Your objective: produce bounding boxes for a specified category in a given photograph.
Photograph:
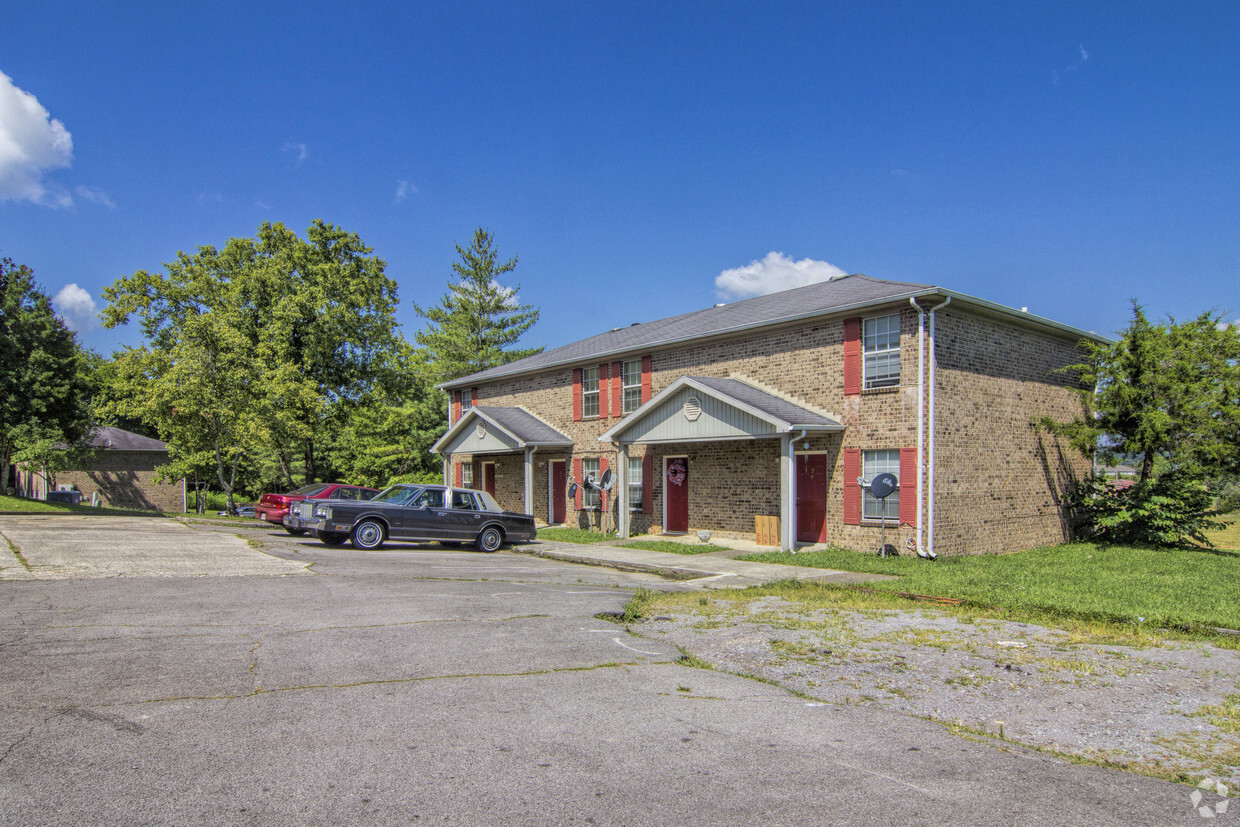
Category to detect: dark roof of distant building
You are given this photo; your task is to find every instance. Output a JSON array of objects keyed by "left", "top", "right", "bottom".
[
  {"left": 441, "top": 273, "right": 1106, "bottom": 390},
  {"left": 87, "top": 426, "right": 168, "bottom": 452}
]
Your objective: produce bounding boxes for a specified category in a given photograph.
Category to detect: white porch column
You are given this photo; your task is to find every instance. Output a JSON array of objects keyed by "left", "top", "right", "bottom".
[
  {"left": 616, "top": 443, "right": 630, "bottom": 539},
  {"left": 523, "top": 448, "right": 535, "bottom": 516},
  {"left": 442, "top": 454, "right": 450, "bottom": 487},
  {"left": 780, "top": 434, "right": 796, "bottom": 551}
]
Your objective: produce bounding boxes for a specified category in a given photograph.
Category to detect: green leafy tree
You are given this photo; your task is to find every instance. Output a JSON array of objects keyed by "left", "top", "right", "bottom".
[
  {"left": 1044, "top": 302, "right": 1240, "bottom": 546},
  {"left": 101, "top": 221, "right": 406, "bottom": 502},
  {"left": 413, "top": 228, "right": 542, "bottom": 384},
  {"left": 0, "top": 256, "right": 93, "bottom": 493}
]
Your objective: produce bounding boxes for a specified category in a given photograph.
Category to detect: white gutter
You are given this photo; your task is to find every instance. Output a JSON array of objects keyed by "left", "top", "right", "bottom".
[{"left": 926, "top": 297, "right": 951, "bottom": 559}]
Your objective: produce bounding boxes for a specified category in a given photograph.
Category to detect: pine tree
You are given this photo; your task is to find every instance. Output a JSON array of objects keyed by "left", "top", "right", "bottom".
[{"left": 413, "top": 228, "right": 542, "bottom": 383}]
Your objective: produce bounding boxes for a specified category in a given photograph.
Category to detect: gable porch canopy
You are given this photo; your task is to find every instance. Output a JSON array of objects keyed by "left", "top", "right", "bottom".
[
  {"left": 600, "top": 377, "right": 843, "bottom": 551},
  {"left": 432, "top": 407, "right": 573, "bottom": 457},
  {"left": 599, "top": 376, "right": 844, "bottom": 446}
]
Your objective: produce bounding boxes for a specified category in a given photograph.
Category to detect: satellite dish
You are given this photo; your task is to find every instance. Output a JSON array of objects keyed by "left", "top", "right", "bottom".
[
  {"left": 567, "top": 481, "right": 578, "bottom": 498},
  {"left": 583, "top": 473, "right": 597, "bottom": 490},
  {"left": 599, "top": 468, "right": 614, "bottom": 491},
  {"left": 870, "top": 472, "right": 898, "bottom": 499}
]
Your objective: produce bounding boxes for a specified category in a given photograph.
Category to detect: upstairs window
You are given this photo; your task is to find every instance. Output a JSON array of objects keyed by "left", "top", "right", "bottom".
[
  {"left": 460, "top": 389, "right": 473, "bottom": 413},
  {"left": 863, "top": 314, "right": 900, "bottom": 389},
  {"left": 582, "top": 367, "right": 600, "bottom": 418},
  {"left": 621, "top": 360, "right": 643, "bottom": 413}
]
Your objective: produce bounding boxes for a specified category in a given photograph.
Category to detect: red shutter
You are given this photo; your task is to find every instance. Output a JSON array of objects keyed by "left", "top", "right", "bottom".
[
  {"left": 641, "top": 355, "right": 652, "bottom": 403},
  {"left": 573, "top": 458, "right": 583, "bottom": 510},
  {"left": 572, "top": 369, "right": 582, "bottom": 421},
  {"left": 611, "top": 361, "right": 623, "bottom": 417},
  {"left": 470, "top": 387, "right": 478, "bottom": 407},
  {"left": 642, "top": 454, "right": 653, "bottom": 514},
  {"left": 452, "top": 390, "right": 461, "bottom": 423},
  {"left": 598, "top": 364, "right": 609, "bottom": 418},
  {"left": 599, "top": 456, "right": 609, "bottom": 480},
  {"left": 843, "top": 318, "right": 862, "bottom": 395},
  {"left": 843, "top": 448, "right": 861, "bottom": 525},
  {"left": 454, "top": 462, "right": 463, "bottom": 487},
  {"left": 899, "top": 446, "right": 917, "bottom": 526}
]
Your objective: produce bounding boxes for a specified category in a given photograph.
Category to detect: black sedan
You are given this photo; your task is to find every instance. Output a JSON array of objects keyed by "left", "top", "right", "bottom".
[{"left": 303, "top": 483, "right": 537, "bottom": 552}]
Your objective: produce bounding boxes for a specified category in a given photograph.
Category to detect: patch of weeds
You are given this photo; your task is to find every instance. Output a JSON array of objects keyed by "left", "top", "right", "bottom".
[
  {"left": 676, "top": 653, "right": 714, "bottom": 670},
  {"left": 871, "top": 627, "right": 966, "bottom": 652},
  {"left": 1192, "top": 694, "right": 1240, "bottom": 734},
  {"left": 676, "top": 685, "right": 691, "bottom": 693},
  {"left": 619, "top": 540, "right": 732, "bottom": 555},
  {"left": 621, "top": 588, "right": 659, "bottom": 623},
  {"left": 944, "top": 672, "right": 994, "bottom": 688}
]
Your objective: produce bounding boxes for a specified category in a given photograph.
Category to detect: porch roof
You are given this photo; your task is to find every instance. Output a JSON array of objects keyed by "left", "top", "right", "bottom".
[
  {"left": 599, "top": 376, "right": 844, "bottom": 445},
  {"left": 431, "top": 407, "right": 574, "bottom": 456}
]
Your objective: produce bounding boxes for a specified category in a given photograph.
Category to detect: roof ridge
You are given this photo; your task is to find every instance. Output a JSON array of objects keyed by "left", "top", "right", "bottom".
[{"left": 725, "top": 372, "right": 844, "bottom": 423}]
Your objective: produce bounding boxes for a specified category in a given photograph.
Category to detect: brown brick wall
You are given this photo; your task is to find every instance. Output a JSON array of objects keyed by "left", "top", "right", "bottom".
[
  {"left": 451, "top": 303, "right": 1091, "bottom": 554},
  {"left": 56, "top": 451, "right": 184, "bottom": 512}
]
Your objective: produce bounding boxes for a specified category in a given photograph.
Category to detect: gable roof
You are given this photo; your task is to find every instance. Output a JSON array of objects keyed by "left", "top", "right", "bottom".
[
  {"left": 441, "top": 273, "right": 1105, "bottom": 390},
  {"left": 431, "top": 406, "right": 573, "bottom": 456},
  {"left": 600, "top": 376, "right": 844, "bottom": 445}
]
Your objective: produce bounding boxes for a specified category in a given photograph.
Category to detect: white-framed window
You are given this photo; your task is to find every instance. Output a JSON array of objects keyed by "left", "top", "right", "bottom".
[
  {"left": 460, "top": 389, "right": 473, "bottom": 413},
  {"left": 863, "top": 449, "right": 900, "bottom": 521},
  {"left": 863, "top": 314, "right": 900, "bottom": 389},
  {"left": 582, "top": 458, "right": 600, "bottom": 509},
  {"left": 461, "top": 463, "right": 474, "bottom": 488},
  {"left": 582, "top": 367, "right": 599, "bottom": 418},
  {"left": 622, "top": 359, "right": 642, "bottom": 413},
  {"left": 628, "top": 456, "right": 643, "bottom": 511}
]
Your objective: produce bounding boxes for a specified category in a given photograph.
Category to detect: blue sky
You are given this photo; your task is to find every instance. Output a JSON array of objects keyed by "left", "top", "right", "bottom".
[{"left": 2, "top": 1, "right": 1237, "bottom": 357}]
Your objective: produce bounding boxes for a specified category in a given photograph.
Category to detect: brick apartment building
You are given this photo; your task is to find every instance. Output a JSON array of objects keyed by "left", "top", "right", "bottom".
[{"left": 432, "top": 274, "right": 1100, "bottom": 556}]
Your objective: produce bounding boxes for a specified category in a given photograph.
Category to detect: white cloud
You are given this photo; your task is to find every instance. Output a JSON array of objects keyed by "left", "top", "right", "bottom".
[
  {"left": 75, "top": 185, "right": 114, "bottom": 208},
  {"left": 52, "top": 283, "right": 99, "bottom": 332},
  {"left": 714, "top": 252, "right": 847, "bottom": 300},
  {"left": 393, "top": 179, "right": 417, "bottom": 203},
  {"left": 0, "top": 70, "right": 74, "bottom": 206},
  {"left": 282, "top": 140, "right": 309, "bottom": 166}
]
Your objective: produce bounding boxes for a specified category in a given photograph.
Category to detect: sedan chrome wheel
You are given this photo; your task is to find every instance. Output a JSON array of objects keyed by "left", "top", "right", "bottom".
[
  {"left": 352, "top": 520, "right": 386, "bottom": 550},
  {"left": 476, "top": 526, "right": 503, "bottom": 552}
]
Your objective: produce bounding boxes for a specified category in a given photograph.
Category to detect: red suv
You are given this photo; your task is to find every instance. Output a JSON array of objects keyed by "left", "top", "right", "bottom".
[{"left": 256, "top": 483, "right": 379, "bottom": 535}]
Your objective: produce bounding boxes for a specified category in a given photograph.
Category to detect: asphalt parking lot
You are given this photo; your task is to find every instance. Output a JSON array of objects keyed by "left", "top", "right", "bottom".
[{"left": 0, "top": 515, "right": 1199, "bottom": 824}]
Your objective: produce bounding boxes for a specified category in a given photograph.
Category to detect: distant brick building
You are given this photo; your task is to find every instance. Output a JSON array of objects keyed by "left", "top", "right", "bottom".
[
  {"left": 433, "top": 275, "right": 1100, "bottom": 556},
  {"left": 15, "top": 426, "right": 185, "bottom": 513}
]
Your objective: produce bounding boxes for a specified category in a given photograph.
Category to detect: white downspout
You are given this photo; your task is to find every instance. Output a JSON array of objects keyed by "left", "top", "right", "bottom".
[
  {"left": 614, "top": 442, "right": 629, "bottom": 538},
  {"left": 909, "top": 298, "right": 926, "bottom": 557},
  {"left": 926, "top": 297, "right": 951, "bottom": 559},
  {"left": 782, "top": 430, "right": 807, "bottom": 552}
]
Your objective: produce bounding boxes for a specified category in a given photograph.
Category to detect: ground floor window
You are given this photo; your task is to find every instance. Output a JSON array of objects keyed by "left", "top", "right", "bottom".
[
  {"left": 863, "top": 449, "right": 900, "bottom": 520},
  {"left": 582, "top": 457, "right": 600, "bottom": 509},
  {"left": 628, "top": 456, "right": 643, "bottom": 511},
  {"left": 461, "top": 463, "right": 474, "bottom": 488}
]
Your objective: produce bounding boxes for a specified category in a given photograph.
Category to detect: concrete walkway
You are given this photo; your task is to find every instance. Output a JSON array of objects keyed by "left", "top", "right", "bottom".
[{"left": 521, "top": 533, "right": 893, "bottom": 590}]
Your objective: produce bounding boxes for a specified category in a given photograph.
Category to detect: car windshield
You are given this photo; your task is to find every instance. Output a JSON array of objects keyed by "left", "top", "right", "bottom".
[
  {"left": 370, "top": 485, "right": 419, "bottom": 505},
  {"left": 291, "top": 484, "right": 331, "bottom": 497}
]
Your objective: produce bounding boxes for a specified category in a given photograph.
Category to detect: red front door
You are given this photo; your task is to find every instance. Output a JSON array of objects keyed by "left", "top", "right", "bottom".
[
  {"left": 551, "top": 461, "right": 566, "bottom": 524},
  {"left": 665, "top": 457, "right": 689, "bottom": 533},
  {"left": 796, "top": 454, "right": 828, "bottom": 543},
  {"left": 483, "top": 463, "right": 496, "bottom": 498}
]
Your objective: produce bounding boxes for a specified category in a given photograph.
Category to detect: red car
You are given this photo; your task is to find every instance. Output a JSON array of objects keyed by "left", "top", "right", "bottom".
[{"left": 255, "top": 483, "right": 379, "bottom": 535}]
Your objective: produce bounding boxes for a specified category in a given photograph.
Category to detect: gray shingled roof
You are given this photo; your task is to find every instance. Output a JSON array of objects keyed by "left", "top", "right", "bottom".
[
  {"left": 471, "top": 407, "right": 573, "bottom": 447},
  {"left": 685, "top": 377, "right": 843, "bottom": 429},
  {"left": 87, "top": 426, "right": 168, "bottom": 451},
  {"left": 443, "top": 274, "right": 932, "bottom": 389}
]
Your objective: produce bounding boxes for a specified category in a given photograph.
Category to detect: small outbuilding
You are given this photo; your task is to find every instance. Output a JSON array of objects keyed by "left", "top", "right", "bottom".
[{"left": 14, "top": 426, "right": 185, "bottom": 512}]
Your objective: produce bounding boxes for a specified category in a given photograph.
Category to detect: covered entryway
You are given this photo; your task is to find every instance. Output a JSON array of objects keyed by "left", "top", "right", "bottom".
[
  {"left": 432, "top": 407, "right": 573, "bottom": 521},
  {"left": 796, "top": 453, "right": 828, "bottom": 543},
  {"left": 664, "top": 456, "right": 689, "bottom": 532},
  {"left": 549, "top": 461, "right": 567, "bottom": 524},
  {"left": 600, "top": 375, "right": 844, "bottom": 550}
]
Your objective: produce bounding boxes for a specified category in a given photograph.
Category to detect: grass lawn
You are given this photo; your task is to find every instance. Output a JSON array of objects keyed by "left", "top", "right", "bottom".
[
  {"left": 0, "top": 494, "right": 166, "bottom": 518},
  {"left": 536, "top": 527, "right": 619, "bottom": 544},
  {"left": 618, "top": 540, "right": 733, "bottom": 555},
  {"left": 1205, "top": 513, "right": 1240, "bottom": 551},
  {"left": 738, "top": 542, "right": 1240, "bottom": 632}
]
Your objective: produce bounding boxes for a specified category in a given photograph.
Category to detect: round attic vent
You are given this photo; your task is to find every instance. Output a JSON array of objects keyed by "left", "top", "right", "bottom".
[{"left": 683, "top": 396, "right": 702, "bottom": 422}]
